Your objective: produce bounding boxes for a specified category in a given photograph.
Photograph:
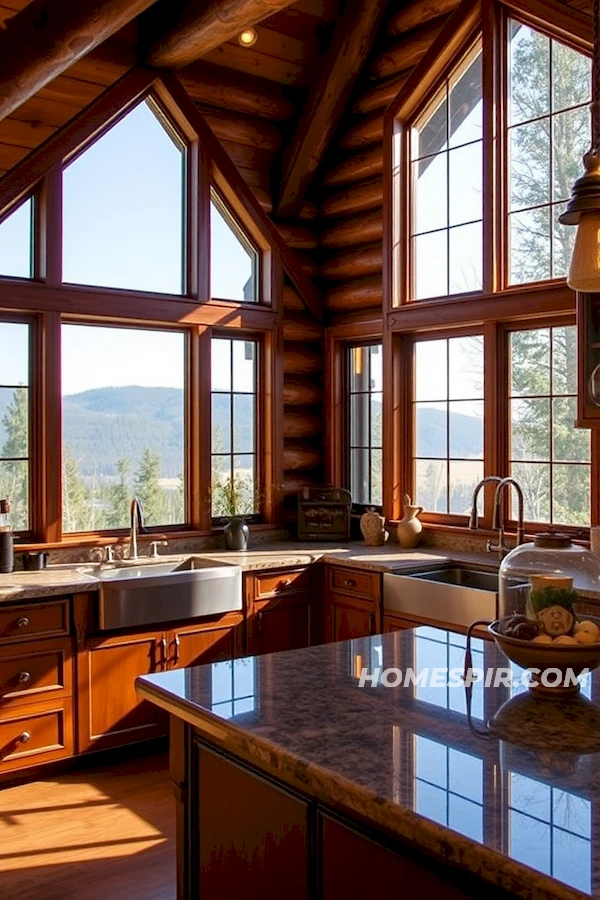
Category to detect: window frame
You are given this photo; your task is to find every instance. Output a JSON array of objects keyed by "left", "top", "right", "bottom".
[
  {"left": 347, "top": 340, "right": 384, "bottom": 512},
  {"left": 384, "top": 0, "right": 600, "bottom": 535}
]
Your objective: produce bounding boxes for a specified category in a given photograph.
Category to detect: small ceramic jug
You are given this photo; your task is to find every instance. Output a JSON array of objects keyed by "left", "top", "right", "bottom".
[
  {"left": 360, "top": 507, "right": 388, "bottom": 546},
  {"left": 397, "top": 494, "right": 423, "bottom": 548}
]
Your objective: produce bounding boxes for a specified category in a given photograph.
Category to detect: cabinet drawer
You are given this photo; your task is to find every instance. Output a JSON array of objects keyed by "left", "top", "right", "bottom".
[
  {"left": 0, "top": 600, "right": 70, "bottom": 644},
  {"left": 254, "top": 568, "right": 313, "bottom": 599},
  {"left": 0, "top": 638, "right": 72, "bottom": 708},
  {"left": 0, "top": 704, "right": 72, "bottom": 773},
  {"left": 328, "top": 567, "right": 376, "bottom": 600}
]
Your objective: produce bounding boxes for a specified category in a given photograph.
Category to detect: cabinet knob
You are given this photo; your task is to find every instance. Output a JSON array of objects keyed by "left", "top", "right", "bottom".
[
  {"left": 281, "top": 578, "right": 292, "bottom": 588},
  {"left": 17, "top": 617, "right": 30, "bottom": 628},
  {"left": 18, "top": 671, "right": 31, "bottom": 684},
  {"left": 344, "top": 579, "right": 356, "bottom": 588},
  {"left": 19, "top": 731, "right": 31, "bottom": 744}
]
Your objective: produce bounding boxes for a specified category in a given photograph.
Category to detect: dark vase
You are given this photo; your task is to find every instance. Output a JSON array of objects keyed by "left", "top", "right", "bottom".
[{"left": 224, "top": 516, "right": 249, "bottom": 551}]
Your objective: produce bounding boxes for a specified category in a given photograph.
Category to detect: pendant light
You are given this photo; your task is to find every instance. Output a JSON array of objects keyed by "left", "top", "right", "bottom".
[{"left": 560, "top": 0, "right": 600, "bottom": 291}]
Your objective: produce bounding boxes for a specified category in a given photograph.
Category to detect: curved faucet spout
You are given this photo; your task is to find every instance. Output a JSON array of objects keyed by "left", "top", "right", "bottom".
[
  {"left": 492, "top": 478, "right": 525, "bottom": 550},
  {"left": 469, "top": 476, "right": 503, "bottom": 530},
  {"left": 129, "top": 496, "right": 145, "bottom": 560}
]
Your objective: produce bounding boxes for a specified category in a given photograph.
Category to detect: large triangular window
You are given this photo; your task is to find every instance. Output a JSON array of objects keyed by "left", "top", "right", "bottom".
[
  {"left": 210, "top": 189, "right": 259, "bottom": 302},
  {"left": 0, "top": 197, "right": 33, "bottom": 279},
  {"left": 62, "top": 98, "right": 186, "bottom": 295}
]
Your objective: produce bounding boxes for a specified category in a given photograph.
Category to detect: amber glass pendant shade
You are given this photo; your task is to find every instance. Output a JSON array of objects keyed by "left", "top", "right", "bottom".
[{"left": 567, "top": 212, "right": 600, "bottom": 291}]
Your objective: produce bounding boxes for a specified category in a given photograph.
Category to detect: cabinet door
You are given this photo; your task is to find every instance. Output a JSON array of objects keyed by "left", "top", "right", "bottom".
[
  {"left": 383, "top": 614, "right": 413, "bottom": 633},
  {"left": 328, "top": 594, "right": 376, "bottom": 643},
  {"left": 79, "top": 631, "right": 168, "bottom": 752},
  {"left": 168, "top": 618, "right": 243, "bottom": 670},
  {"left": 250, "top": 595, "right": 312, "bottom": 656}
]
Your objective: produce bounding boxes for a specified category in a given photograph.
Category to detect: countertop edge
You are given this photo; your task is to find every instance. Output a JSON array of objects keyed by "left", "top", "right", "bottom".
[{"left": 135, "top": 676, "right": 589, "bottom": 900}]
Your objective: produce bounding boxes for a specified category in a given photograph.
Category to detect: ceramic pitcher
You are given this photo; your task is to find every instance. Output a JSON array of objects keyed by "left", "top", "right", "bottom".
[
  {"left": 360, "top": 508, "right": 388, "bottom": 546},
  {"left": 397, "top": 494, "right": 423, "bottom": 548}
]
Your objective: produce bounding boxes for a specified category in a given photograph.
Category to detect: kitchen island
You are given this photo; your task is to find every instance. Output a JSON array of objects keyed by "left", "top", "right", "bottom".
[{"left": 136, "top": 627, "right": 600, "bottom": 900}]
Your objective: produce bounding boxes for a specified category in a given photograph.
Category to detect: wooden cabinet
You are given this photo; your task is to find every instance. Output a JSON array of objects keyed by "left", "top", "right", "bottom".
[
  {"left": 77, "top": 602, "right": 244, "bottom": 753},
  {"left": 383, "top": 612, "right": 415, "bottom": 633},
  {"left": 325, "top": 565, "right": 381, "bottom": 643},
  {"left": 0, "top": 598, "right": 74, "bottom": 777},
  {"left": 246, "top": 568, "right": 317, "bottom": 655}
]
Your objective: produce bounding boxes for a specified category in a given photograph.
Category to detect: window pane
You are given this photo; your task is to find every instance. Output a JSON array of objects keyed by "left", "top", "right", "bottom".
[
  {"left": 414, "top": 232, "right": 448, "bottom": 300},
  {"left": 349, "top": 343, "right": 382, "bottom": 507},
  {"left": 553, "top": 203, "right": 576, "bottom": 280},
  {"left": 552, "top": 326, "right": 577, "bottom": 394},
  {"left": 211, "top": 338, "right": 258, "bottom": 517},
  {"left": 511, "top": 398, "right": 550, "bottom": 461},
  {"left": 510, "top": 119, "right": 550, "bottom": 211},
  {"left": 414, "top": 155, "right": 447, "bottom": 234},
  {"left": 61, "top": 324, "right": 185, "bottom": 531},
  {"left": 449, "top": 51, "right": 482, "bottom": 148},
  {"left": 509, "top": 206, "right": 551, "bottom": 284},
  {"left": 416, "top": 402, "right": 447, "bottom": 457},
  {"left": 413, "top": 87, "right": 447, "bottom": 158},
  {"left": 449, "top": 460, "right": 483, "bottom": 515},
  {"left": 449, "top": 401, "right": 483, "bottom": 458},
  {"left": 0, "top": 323, "right": 30, "bottom": 531},
  {"left": 511, "top": 461, "right": 550, "bottom": 522},
  {"left": 369, "top": 345, "right": 382, "bottom": 391},
  {"left": 351, "top": 393, "right": 370, "bottom": 446},
  {"left": 553, "top": 397, "right": 588, "bottom": 461},
  {"left": 448, "top": 336, "right": 483, "bottom": 399},
  {"left": 553, "top": 107, "right": 589, "bottom": 203},
  {"left": 449, "top": 222, "right": 482, "bottom": 293},
  {"left": 350, "top": 346, "right": 370, "bottom": 392},
  {"left": 449, "top": 143, "right": 482, "bottom": 225},
  {"left": 415, "top": 340, "right": 447, "bottom": 401},
  {"left": 350, "top": 448, "right": 369, "bottom": 504},
  {"left": 416, "top": 459, "right": 447, "bottom": 513},
  {"left": 211, "top": 195, "right": 258, "bottom": 302},
  {"left": 510, "top": 329, "right": 551, "bottom": 396},
  {"left": 552, "top": 40, "right": 591, "bottom": 112},
  {"left": 509, "top": 22, "right": 550, "bottom": 126},
  {"left": 371, "top": 448, "right": 382, "bottom": 506},
  {"left": 554, "top": 464, "right": 590, "bottom": 526},
  {"left": 0, "top": 199, "right": 32, "bottom": 279},
  {"left": 63, "top": 100, "right": 185, "bottom": 294}
]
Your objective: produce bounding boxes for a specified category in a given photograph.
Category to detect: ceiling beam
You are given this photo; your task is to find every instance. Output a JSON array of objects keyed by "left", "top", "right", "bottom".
[
  {"left": 0, "top": 0, "right": 158, "bottom": 123},
  {"left": 147, "top": 0, "right": 298, "bottom": 69},
  {"left": 276, "top": 0, "right": 388, "bottom": 217}
]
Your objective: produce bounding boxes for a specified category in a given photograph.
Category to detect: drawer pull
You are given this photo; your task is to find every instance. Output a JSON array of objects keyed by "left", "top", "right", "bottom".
[
  {"left": 17, "top": 617, "right": 30, "bottom": 629},
  {"left": 173, "top": 634, "right": 181, "bottom": 665},
  {"left": 344, "top": 579, "right": 356, "bottom": 588},
  {"left": 18, "top": 671, "right": 31, "bottom": 684},
  {"left": 281, "top": 579, "right": 292, "bottom": 588},
  {"left": 19, "top": 731, "right": 31, "bottom": 744}
]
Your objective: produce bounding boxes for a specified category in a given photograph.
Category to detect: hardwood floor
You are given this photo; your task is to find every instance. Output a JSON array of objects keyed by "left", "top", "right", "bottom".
[{"left": 0, "top": 751, "right": 176, "bottom": 900}]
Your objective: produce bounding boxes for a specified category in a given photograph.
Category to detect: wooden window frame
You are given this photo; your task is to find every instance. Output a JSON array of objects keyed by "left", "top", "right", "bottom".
[
  {"left": 384, "top": 0, "right": 597, "bottom": 534},
  {"left": 0, "top": 69, "right": 291, "bottom": 547}
]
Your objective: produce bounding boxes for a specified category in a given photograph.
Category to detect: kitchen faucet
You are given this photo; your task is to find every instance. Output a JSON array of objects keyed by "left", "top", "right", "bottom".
[
  {"left": 469, "top": 476, "right": 525, "bottom": 559},
  {"left": 129, "top": 496, "right": 145, "bottom": 560}
]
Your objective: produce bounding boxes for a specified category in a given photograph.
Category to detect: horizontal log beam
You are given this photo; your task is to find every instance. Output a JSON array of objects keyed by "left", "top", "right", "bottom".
[
  {"left": 298, "top": 201, "right": 318, "bottom": 220},
  {"left": 283, "top": 376, "right": 323, "bottom": 406},
  {"left": 339, "top": 111, "right": 384, "bottom": 150},
  {"left": 323, "top": 276, "right": 383, "bottom": 311},
  {"left": 180, "top": 61, "right": 295, "bottom": 121},
  {"left": 282, "top": 311, "right": 324, "bottom": 342},
  {"left": 276, "top": 223, "right": 318, "bottom": 250},
  {"left": 283, "top": 344, "right": 322, "bottom": 374},
  {"left": 323, "top": 147, "right": 383, "bottom": 187},
  {"left": 282, "top": 473, "right": 319, "bottom": 495},
  {"left": 276, "top": 0, "right": 387, "bottom": 215},
  {"left": 352, "top": 72, "right": 411, "bottom": 115},
  {"left": 370, "top": 17, "right": 447, "bottom": 79},
  {"left": 388, "top": 0, "right": 460, "bottom": 37},
  {"left": 199, "top": 105, "right": 282, "bottom": 150},
  {"left": 0, "top": 0, "right": 156, "bottom": 122},
  {"left": 321, "top": 244, "right": 383, "bottom": 280},
  {"left": 320, "top": 209, "right": 383, "bottom": 249},
  {"left": 283, "top": 440, "right": 322, "bottom": 472},
  {"left": 321, "top": 178, "right": 383, "bottom": 218},
  {"left": 283, "top": 410, "right": 323, "bottom": 439},
  {"left": 147, "top": 0, "right": 298, "bottom": 69}
]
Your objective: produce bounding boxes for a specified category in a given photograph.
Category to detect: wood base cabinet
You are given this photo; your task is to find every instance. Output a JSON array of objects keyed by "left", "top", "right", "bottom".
[
  {"left": 246, "top": 568, "right": 317, "bottom": 655},
  {"left": 78, "top": 611, "right": 244, "bottom": 753},
  {"left": 325, "top": 565, "right": 381, "bottom": 642}
]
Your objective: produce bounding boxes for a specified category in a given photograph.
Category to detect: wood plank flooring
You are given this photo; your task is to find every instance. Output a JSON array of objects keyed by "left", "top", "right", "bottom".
[{"left": 0, "top": 752, "right": 175, "bottom": 900}]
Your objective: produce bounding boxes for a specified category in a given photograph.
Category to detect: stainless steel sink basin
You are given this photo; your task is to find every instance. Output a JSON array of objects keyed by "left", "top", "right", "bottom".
[
  {"left": 383, "top": 563, "right": 508, "bottom": 630},
  {"left": 97, "top": 557, "right": 242, "bottom": 630}
]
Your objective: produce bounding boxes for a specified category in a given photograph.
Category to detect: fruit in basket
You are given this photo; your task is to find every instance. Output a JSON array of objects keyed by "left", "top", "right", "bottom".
[
  {"left": 553, "top": 635, "right": 578, "bottom": 645},
  {"left": 499, "top": 615, "right": 539, "bottom": 641},
  {"left": 532, "top": 634, "right": 553, "bottom": 644},
  {"left": 574, "top": 620, "right": 600, "bottom": 641},
  {"left": 529, "top": 583, "right": 578, "bottom": 637},
  {"left": 574, "top": 629, "right": 600, "bottom": 645}
]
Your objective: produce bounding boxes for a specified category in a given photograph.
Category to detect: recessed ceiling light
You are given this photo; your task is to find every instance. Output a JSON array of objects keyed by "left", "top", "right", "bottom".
[{"left": 238, "top": 27, "right": 257, "bottom": 47}]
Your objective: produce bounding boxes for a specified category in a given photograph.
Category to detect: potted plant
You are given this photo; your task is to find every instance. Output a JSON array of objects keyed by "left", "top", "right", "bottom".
[{"left": 212, "top": 474, "right": 256, "bottom": 551}]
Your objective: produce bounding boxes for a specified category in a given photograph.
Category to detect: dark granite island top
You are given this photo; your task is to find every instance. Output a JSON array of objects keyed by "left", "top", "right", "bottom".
[{"left": 136, "top": 628, "right": 600, "bottom": 900}]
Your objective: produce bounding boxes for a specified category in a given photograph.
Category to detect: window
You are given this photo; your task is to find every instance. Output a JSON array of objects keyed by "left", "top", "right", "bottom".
[
  {"left": 349, "top": 344, "right": 382, "bottom": 506},
  {"left": 210, "top": 190, "right": 259, "bottom": 302},
  {"left": 62, "top": 99, "right": 186, "bottom": 295},
  {"left": 413, "top": 626, "right": 484, "bottom": 718},
  {"left": 0, "top": 322, "right": 30, "bottom": 530},
  {"left": 211, "top": 337, "right": 258, "bottom": 518},
  {"left": 508, "top": 21, "right": 591, "bottom": 284},
  {"left": 413, "top": 335, "right": 484, "bottom": 515},
  {"left": 409, "top": 41, "right": 483, "bottom": 299},
  {"left": 61, "top": 324, "right": 185, "bottom": 532},
  {"left": 509, "top": 325, "right": 590, "bottom": 526},
  {"left": 211, "top": 658, "right": 256, "bottom": 718},
  {"left": 0, "top": 198, "right": 33, "bottom": 279}
]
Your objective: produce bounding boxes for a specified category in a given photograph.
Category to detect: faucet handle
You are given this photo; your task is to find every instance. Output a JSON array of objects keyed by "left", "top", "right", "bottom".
[
  {"left": 149, "top": 540, "right": 168, "bottom": 559},
  {"left": 104, "top": 545, "right": 115, "bottom": 563}
]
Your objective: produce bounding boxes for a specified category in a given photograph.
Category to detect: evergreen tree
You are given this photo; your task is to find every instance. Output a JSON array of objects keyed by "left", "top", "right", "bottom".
[
  {"left": 134, "top": 448, "right": 165, "bottom": 525},
  {"left": 63, "top": 450, "right": 91, "bottom": 532},
  {"left": 105, "top": 457, "right": 132, "bottom": 528},
  {"left": 0, "top": 388, "right": 29, "bottom": 529}
]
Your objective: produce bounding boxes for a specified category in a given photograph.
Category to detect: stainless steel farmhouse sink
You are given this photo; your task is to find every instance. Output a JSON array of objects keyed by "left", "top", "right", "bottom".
[
  {"left": 97, "top": 557, "right": 242, "bottom": 630},
  {"left": 383, "top": 563, "right": 526, "bottom": 630}
]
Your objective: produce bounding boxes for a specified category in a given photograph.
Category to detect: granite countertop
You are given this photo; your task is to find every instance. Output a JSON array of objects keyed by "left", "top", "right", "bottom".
[
  {"left": 137, "top": 628, "right": 600, "bottom": 900},
  {"left": 0, "top": 542, "right": 464, "bottom": 603}
]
